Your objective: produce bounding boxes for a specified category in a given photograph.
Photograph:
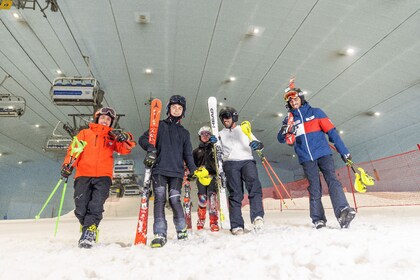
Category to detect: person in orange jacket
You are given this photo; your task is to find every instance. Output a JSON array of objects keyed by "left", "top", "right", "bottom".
[{"left": 61, "top": 107, "right": 136, "bottom": 248}]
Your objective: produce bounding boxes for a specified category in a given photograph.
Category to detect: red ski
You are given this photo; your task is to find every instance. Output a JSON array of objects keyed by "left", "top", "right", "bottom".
[
  {"left": 285, "top": 112, "right": 295, "bottom": 145},
  {"left": 182, "top": 165, "right": 192, "bottom": 231},
  {"left": 134, "top": 98, "right": 162, "bottom": 245}
]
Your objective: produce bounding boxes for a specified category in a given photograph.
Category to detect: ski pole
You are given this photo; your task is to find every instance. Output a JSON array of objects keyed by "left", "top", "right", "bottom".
[
  {"left": 54, "top": 179, "right": 68, "bottom": 236},
  {"left": 240, "top": 121, "right": 296, "bottom": 204},
  {"left": 35, "top": 179, "right": 63, "bottom": 219},
  {"left": 261, "top": 160, "right": 287, "bottom": 210}
]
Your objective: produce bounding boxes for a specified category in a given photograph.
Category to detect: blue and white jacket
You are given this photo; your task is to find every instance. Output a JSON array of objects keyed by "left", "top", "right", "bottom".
[{"left": 277, "top": 103, "right": 349, "bottom": 164}]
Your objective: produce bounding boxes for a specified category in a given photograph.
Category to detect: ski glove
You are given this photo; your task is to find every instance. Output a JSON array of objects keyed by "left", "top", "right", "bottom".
[
  {"left": 61, "top": 164, "right": 73, "bottom": 178},
  {"left": 193, "top": 167, "right": 211, "bottom": 186},
  {"left": 342, "top": 153, "right": 352, "bottom": 162},
  {"left": 109, "top": 130, "right": 131, "bottom": 142},
  {"left": 249, "top": 140, "right": 264, "bottom": 151},
  {"left": 281, "top": 124, "right": 297, "bottom": 135},
  {"left": 209, "top": 135, "right": 218, "bottom": 144},
  {"left": 144, "top": 147, "right": 157, "bottom": 168}
]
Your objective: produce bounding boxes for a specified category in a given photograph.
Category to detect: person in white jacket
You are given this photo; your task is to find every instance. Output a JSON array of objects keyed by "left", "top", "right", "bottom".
[{"left": 218, "top": 106, "right": 264, "bottom": 235}]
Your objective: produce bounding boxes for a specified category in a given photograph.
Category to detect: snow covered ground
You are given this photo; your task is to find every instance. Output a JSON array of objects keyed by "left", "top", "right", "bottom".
[{"left": 1, "top": 197, "right": 420, "bottom": 280}]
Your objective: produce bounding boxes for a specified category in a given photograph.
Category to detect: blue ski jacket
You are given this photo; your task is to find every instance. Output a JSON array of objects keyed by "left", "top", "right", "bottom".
[
  {"left": 277, "top": 102, "right": 349, "bottom": 164},
  {"left": 139, "top": 117, "right": 197, "bottom": 178}
]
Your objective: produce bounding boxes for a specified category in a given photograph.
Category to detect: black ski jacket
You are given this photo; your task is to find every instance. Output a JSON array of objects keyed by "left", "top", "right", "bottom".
[
  {"left": 193, "top": 142, "right": 217, "bottom": 176},
  {"left": 139, "top": 118, "right": 197, "bottom": 178}
]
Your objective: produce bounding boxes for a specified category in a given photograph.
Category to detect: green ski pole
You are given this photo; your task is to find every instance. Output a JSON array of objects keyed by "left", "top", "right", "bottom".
[
  {"left": 35, "top": 179, "right": 63, "bottom": 219},
  {"left": 54, "top": 180, "right": 68, "bottom": 236}
]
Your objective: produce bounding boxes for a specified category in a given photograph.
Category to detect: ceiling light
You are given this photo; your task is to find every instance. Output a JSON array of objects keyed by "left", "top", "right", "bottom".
[
  {"left": 0, "top": 153, "right": 2, "bottom": 156},
  {"left": 145, "top": 68, "right": 153, "bottom": 74},
  {"left": 13, "top": 12, "right": 20, "bottom": 19},
  {"left": 339, "top": 130, "right": 344, "bottom": 134},
  {"left": 56, "top": 69, "right": 62, "bottom": 74},
  {"left": 277, "top": 113, "right": 283, "bottom": 117},
  {"left": 338, "top": 46, "right": 357, "bottom": 56},
  {"left": 374, "top": 112, "right": 381, "bottom": 116},
  {"left": 246, "top": 26, "right": 265, "bottom": 36},
  {"left": 18, "top": 161, "right": 23, "bottom": 164},
  {"left": 228, "top": 76, "right": 236, "bottom": 82},
  {"left": 219, "top": 102, "right": 223, "bottom": 106},
  {"left": 35, "top": 124, "right": 40, "bottom": 128},
  {"left": 135, "top": 12, "right": 150, "bottom": 24}
]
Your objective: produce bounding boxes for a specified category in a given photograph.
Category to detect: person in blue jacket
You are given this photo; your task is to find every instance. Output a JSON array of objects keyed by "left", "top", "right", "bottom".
[{"left": 277, "top": 83, "right": 356, "bottom": 229}]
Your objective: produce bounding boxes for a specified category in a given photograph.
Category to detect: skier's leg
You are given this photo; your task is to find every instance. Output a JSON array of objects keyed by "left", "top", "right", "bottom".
[
  {"left": 196, "top": 181, "right": 207, "bottom": 229},
  {"left": 152, "top": 174, "right": 168, "bottom": 236},
  {"left": 168, "top": 177, "right": 186, "bottom": 233},
  {"left": 242, "top": 160, "right": 264, "bottom": 223},
  {"left": 223, "top": 161, "right": 245, "bottom": 230},
  {"left": 302, "top": 160, "right": 327, "bottom": 224},
  {"left": 318, "top": 155, "right": 349, "bottom": 218},
  {"left": 73, "top": 176, "right": 93, "bottom": 226},
  {"left": 83, "top": 176, "right": 111, "bottom": 228}
]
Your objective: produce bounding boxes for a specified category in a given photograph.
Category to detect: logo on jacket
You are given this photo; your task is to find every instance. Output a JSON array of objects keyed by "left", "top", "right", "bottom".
[{"left": 306, "top": 115, "right": 315, "bottom": 121}]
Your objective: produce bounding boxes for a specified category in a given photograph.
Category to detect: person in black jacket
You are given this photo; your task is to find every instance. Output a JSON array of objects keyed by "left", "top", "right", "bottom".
[
  {"left": 193, "top": 126, "right": 219, "bottom": 232},
  {"left": 139, "top": 95, "right": 208, "bottom": 248}
]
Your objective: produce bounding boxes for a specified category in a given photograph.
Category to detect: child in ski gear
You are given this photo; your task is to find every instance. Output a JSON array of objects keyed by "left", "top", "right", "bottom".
[
  {"left": 218, "top": 107, "right": 265, "bottom": 235},
  {"left": 139, "top": 95, "right": 208, "bottom": 247},
  {"left": 193, "top": 126, "right": 220, "bottom": 232},
  {"left": 277, "top": 81, "right": 356, "bottom": 229},
  {"left": 61, "top": 107, "right": 136, "bottom": 248}
]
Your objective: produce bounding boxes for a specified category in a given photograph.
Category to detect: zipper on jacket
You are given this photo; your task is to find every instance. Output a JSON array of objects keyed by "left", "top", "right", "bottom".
[{"left": 297, "top": 108, "right": 314, "bottom": 161}]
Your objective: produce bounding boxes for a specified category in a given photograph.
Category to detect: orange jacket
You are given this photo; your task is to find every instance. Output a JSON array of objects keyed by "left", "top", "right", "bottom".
[{"left": 63, "top": 123, "right": 136, "bottom": 178}]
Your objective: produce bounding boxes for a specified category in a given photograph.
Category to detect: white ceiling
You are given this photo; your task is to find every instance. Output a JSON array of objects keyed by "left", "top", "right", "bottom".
[{"left": 0, "top": 0, "right": 419, "bottom": 172}]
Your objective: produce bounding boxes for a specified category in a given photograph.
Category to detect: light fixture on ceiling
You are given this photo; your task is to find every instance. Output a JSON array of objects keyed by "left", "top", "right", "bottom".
[
  {"left": 246, "top": 26, "right": 265, "bottom": 37},
  {"left": 366, "top": 111, "right": 381, "bottom": 117},
  {"left": 0, "top": 153, "right": 2, "bottom": 156},
  {"left": 135, "top": 12, "right": 150, "bottom": 24},
  {"left": 35, "top": 124, "right": 40, "bottom": 128},
  {"left": 144, "top": 68, "right": 153, "bottom": 74},
  {"left": 18, "top": 161, "right": 23, "bottom": 164},
  {"left": 277, "top": 113, "right": 283, "bottom": 117},
  {"left": 339, "top": 130, "right": 344, "bottom": 134},
  {"left": 228, "top": 76, "right": 236, "bottom": 82},
  {"left": 56, "top": 69, "right": 62, "bottom": 74},
  {"left": 338, "top": 46, "right": 357, "bottom": 56},
  {"left": 219, "top": 102, "right": 223, "bottom": 106}
]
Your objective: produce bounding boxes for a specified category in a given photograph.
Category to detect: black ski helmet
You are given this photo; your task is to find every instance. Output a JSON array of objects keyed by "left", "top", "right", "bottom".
[
  {"left": 284, "top": 88, "right": 305, "bottom": 111},
  {"left": 219, "top": 106, "right": 238, "bottom": 123},
  {"left": 94, "top": 107, "right": 116, "bottom": 127},
  {"left": 166, "top": 95, "right": 187, "bottom": 118}
]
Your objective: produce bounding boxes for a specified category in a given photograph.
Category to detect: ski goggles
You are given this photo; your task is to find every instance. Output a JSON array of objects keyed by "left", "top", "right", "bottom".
[
  {"left": 199, "top": 131, "right": 211, "bottom": 137},
  {"left": 283, "top": 90, "right": 299, "bottom": 101},
  {"left": 97, "top": 107, "right": 116, "bottom": 119}
]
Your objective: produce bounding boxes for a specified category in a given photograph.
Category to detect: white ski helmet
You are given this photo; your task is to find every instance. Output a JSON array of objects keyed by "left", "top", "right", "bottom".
[{"left": 198, "top": 126, "right": 211, "bottom": 136}]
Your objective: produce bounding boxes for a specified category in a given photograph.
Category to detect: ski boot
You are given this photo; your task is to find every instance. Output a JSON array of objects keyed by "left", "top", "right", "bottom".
[
  {"left": 78, "top": 224, "right": 98, "bottom": 249},
  {"left": 338, "top": 206, "right": 356, "bottom": 229},
  {"left": 209, "top": 214, "right": 219, "bottom": 232},
  {"left": 197, "top": 206, "right": 206, "bottom": 230},
  {"left": 231, "top": 227, "right": 244, "bottom": 235},
  {"left": 253, "top": 216, "right": 264, "bottom": 232},
  {"left": 314, "top": 220, "right": 326, "bottom": 229},
  {"left": 151, "top": 233, "right": 167, "bottom": 248},
  {"left": 177, "top": 227, "right": 188, "bottom": 240}
]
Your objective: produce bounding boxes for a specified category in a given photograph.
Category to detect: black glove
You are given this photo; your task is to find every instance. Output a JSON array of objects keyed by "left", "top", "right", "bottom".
[
  {"left": 249, "top": 140, "right": 264, "bottom": 151},
  {"left": 281, "top": 124, "right": 297, "bottom": 135},
  {"left": 109, "top": 130, "right": 130, "bottom": 142},
  {"left": 144, "top": 147, "right": 157, "bottom": 168},
  {"left": 61, "top": 164, "right": 73, "bottom": 178},
  {"left": 342, "top": 153, "right": 352, "bottom": 162}
]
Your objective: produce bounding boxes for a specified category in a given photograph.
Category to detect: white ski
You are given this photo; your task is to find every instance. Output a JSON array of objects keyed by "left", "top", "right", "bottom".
[{"left": 208, "top": 96, "right": 230, "bottom": 230}]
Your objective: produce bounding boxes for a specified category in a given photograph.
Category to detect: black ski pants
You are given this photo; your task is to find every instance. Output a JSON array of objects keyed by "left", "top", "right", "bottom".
[
  {"left": 223, "top": 160, "right": 264, "bottom": 229},
  {"left": 152, "top": 174, "right": 185, "bottom": 236},
  {"left": 73, "top": 176, "right": 111, "bottom": 228}
]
